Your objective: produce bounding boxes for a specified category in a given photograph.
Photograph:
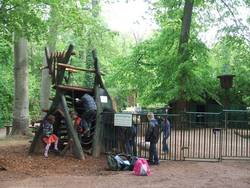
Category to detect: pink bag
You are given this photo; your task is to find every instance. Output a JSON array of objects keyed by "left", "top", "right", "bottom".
[{"left": 133, "top": 158, "right": 150, "bottom": 176}]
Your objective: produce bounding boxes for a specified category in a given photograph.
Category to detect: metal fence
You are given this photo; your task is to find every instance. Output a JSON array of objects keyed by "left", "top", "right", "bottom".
[
  {"left": 222, "top": 110, "right": 250, "bottom": 159},
  {"left": 102, "top": 110, "right": 250, "bottom": 161}
]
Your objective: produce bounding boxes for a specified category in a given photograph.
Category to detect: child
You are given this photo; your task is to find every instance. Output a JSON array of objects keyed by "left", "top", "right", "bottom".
[
  {"left": 42, "top": 115, "right": 59, "bottom": 157},
  {"left": 70, "top": 111, "right": 82, "bottom": 133}
]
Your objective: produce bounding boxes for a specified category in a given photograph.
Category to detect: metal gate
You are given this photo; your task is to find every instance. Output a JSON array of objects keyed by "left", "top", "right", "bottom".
[
  {"left": 181, "top": 112, "right": 222, "bottom": 161},
  {"left": 102, "top": 110, "right": 250, "bottom": 161},
  {"left": 221, "top": 110, "right": 250, "bottom": 160}
]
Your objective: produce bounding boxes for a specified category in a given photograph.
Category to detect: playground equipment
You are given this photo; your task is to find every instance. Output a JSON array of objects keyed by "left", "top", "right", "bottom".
[{"left": 29, "top": 44, "right": 113, "bottom": 159}]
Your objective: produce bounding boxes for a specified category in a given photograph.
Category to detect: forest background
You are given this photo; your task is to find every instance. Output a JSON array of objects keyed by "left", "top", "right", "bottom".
[{"left": 0, "top": 0, "right": 250, "bottom": 129}]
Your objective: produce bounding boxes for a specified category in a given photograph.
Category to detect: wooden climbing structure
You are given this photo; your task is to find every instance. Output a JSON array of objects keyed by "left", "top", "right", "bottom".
[{"left": 29, "top": 44, "right": 114, "bottom": 159}]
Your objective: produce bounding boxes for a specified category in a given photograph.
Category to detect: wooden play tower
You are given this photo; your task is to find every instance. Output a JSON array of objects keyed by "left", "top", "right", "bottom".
[{"left": 29, "top": 44, "right": 113, "bottom": 159}]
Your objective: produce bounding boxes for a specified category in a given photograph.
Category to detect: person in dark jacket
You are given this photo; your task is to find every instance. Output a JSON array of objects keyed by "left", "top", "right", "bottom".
[
  {"left": 146, "top": 112, "right": 160, "bottom": 165},
  {"left": 162, "top": 116, "right": 171, "bottom": 153},
  {"left": 80, "top": 93, "right": 97, "bottom": 136}
]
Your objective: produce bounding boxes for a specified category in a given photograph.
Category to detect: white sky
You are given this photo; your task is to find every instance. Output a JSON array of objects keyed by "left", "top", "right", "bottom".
[
  {"left": 101, "top": 0, "right": 157, "bottom": 41},
  {"left": 101, "top": 1, "right": 250, "bottom": 46}
]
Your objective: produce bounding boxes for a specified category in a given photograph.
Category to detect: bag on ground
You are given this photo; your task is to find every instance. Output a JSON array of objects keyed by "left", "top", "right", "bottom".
[
  {"left": 133, "top": 158, "right": 150, "bottom": 176},
  {"left": 107, "top": 153, "right": 133, "bottom": 171}
]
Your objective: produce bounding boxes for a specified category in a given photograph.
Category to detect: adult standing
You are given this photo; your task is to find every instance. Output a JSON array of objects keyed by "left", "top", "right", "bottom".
[
  {"left": 146, "top": 112, "right": 160, "bottom": 165},
  {"left": 162, "top": 115, "right": 171, "bottom": 153}
]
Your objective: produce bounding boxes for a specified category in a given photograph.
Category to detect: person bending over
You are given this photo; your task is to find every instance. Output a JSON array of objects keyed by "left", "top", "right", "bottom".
[{"left": 80, "top": 93, "right": 97, "bottom": 136}]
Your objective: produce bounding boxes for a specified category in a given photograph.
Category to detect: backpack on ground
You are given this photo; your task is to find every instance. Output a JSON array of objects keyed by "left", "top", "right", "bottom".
[
  {"left": 106, "top": 153, "right": 137, "bottom": 171},
  {"left": 133, "top": 158, "right": 150, "bottom": 176},
  {"left": 107, "top": 153, "right": 120, "bottom": 171}
]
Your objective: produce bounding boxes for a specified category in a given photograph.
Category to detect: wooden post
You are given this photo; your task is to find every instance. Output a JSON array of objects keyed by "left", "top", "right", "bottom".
[
  {"left": 92, "top": 85, "right": 103, "bottom": 157},
  {"left": 92, "top": 49, "right": 104, "bottom": 157},
  {"left": 60, "top": 94, "right": 84, "bottom": 160}
]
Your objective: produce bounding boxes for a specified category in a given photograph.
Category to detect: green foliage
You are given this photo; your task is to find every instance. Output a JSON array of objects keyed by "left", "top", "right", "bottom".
[
  {"left": 0, "top": 63, "right": 14, "bottom": 124},
  {"left": 107, "top": 27, "right": 216, "bottom": 106},
  {"left": 106, "top": 0, "right": 250, "bottom": 108},
  {"left": 0, "top": 0, "right": 250, "bottom": 122},
  {"left": 0, "top": 0, "right": 48, "bottom": 41},
  {"left": 210, "top": 36, "right": 250, "bottom": 105}
]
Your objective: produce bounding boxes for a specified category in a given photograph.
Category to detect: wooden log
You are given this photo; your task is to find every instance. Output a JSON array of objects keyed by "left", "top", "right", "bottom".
[
  {"left": 92, "top": 49, "right": 114, "bottom": 157},
  {"left": 92, "top": 85, "right": 103, "bottom": 157},
  {"left": 65, "top": 68, "right": 78, "bottom": 73},
  {"left": 56, "top": 85, "right": 94, "bottom": 93},
  {"left": 60, "top": 94, "right": 84, "bottom": 160},
  {"left": 55, "top": 44, "right": 74, "bottom": 85},
  {"left": 92, "top": 49, "right": 113, "bottom": 107},
  {"left": 57, "top": 63, "right": 105, "bottom": 75},
  {"left": 40, "top": 65, "right": 48, "bottom": 70}
]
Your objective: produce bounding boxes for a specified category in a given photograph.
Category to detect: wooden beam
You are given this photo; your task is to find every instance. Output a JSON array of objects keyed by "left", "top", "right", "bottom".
[
  {"left": 92, "top": 49, "right": 114, "bottom": 157},
  {"left": 55, "top": 44, "right": 74, "bottom": 85},
  {"left": 65, "top": 68, "right": 78, "bottom": 73},
  {"left": 60, "top": 94, "right": 84, "bottom": 160},
  {"left": 57, "top": 85, "right": 94, "bottom": 93},
  {"left": 92, "top": 85, "right": 103, "bottom": 157},
  {"left": 57, "top": 63, "right": 104, "bottom": 75}
]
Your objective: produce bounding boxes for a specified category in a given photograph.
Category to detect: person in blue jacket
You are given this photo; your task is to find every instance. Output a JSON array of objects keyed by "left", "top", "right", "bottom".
[{"left": 162, "top": 115, "right": 171, "bottom": 153}]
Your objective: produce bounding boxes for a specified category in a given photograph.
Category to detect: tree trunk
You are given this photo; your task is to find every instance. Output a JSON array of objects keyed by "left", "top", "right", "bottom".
[
  {"left": 40, "top": 12, "right": 57, "bottom": 118},
  {"left": 84, "top": 0, "right": 99, "bottom": 87},
  {"left": 178, "top": 0, "right": 194, "bottom": 58},
  {"left": 40, "top": 53, "right": 52, "bottom": 117},
  {"left": 176, "top": 0, "right": 194, "bottom": 113},
  {"left": 11, "top": 35, "right": 29, "bottom": 135}
]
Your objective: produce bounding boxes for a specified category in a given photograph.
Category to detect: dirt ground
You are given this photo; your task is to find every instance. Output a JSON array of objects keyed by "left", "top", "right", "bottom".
[{"left": 0, "top": 137, "right": 250, "bottom": 188}]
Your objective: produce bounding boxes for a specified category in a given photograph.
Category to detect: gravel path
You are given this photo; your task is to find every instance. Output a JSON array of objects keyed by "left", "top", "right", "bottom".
[{"left": 1, "top": 140, "right": 250, "bottom": 188}]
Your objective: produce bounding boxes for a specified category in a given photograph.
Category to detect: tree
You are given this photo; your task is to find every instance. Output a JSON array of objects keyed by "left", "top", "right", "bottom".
[
  {"left": 0, "top": 0, "right": 47, "bottom": 134},
  {"left": 176, "top": 0, "right": 194, "bottom": 112},
  {"left": 210, "top": 36, "right": 250, "bottom": 106},
  {"left": 40, "top": 7, "right": 58, "bottom": 118},
  {"left": 12, "top": 35, "right": 29, "bottom": 135},
  {"left": 106, "top": 0, "right": 250, "bottom": 110}
]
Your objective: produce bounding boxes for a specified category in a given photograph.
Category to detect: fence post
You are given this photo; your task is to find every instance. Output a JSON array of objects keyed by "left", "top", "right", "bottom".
[
  {"left": 224, "top": 111, "right": 228, "bottom": 129},
  {"left": 219, "top": 128, "right": 223, "bottom": 161}
]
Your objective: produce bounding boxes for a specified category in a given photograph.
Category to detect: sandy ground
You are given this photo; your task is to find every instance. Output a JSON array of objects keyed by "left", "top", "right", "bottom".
[{"left": 0, "top": 138, "right": 250, "bottom": 188}]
